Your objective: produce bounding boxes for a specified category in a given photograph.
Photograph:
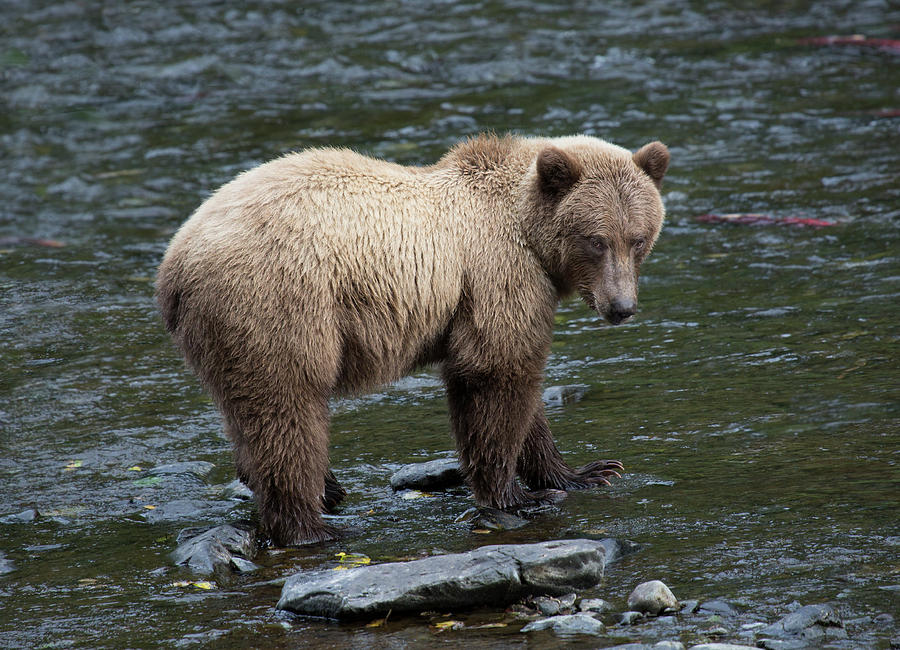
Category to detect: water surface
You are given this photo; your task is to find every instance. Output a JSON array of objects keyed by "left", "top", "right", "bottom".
[{"left": 1, "top": 1, "right": 898, "bottom": 647}]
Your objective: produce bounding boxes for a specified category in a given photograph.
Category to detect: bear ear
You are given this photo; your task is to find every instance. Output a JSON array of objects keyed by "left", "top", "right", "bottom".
[
  {"left": 537, "top": 146, "right": 583, "bottom": 197},
  {"left": 633, "top": 141, "right": 670, "bottom": 188}
]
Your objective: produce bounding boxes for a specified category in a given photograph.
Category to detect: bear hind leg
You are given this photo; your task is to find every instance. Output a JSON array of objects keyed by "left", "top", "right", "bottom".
[{"left": 229, "top": 398, "right": 341, "bottom": 546}]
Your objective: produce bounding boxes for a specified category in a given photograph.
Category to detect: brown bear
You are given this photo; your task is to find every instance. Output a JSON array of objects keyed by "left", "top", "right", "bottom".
[{"left": 156, "top": 134, "right": 669, "bottom": 546}]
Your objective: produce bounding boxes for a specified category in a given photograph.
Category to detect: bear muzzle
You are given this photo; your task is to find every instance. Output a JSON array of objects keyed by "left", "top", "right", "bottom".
[{"left": 604, "top": 297, "right": 636, "bottom": 325}]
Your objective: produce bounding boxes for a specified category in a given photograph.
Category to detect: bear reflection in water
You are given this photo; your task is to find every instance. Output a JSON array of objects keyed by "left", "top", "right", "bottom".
[{"left": 156, "top": 133, "right": 669, "bottom": 546}]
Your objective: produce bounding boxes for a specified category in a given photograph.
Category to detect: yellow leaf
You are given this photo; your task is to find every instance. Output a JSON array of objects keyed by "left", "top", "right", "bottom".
[
  {"left": 192, "top": 581, "right": 213, "bottom": 590},
  {"left": 64, "top": 460, "right": 83, "bottom": 471},
  {"left": 472, "top": 529, "right": 492, "bottom": 534},
  {"left": 433, "top": 620, "right": 463, "bottom": 631},
  {"left": 335, "top": 552, "right": 371, "bottom": 567},
  {"left": 128, "top": 466, "right": 143, "bottom": 471},
  {"left": 400, "top": 490, "right": 433, "bottom": 500},
  {"left": 365, "top": 619, "right": 385, "bottom": 628},
  {"left": 143, "top": 505, "right": 157, "bottom": 510}
]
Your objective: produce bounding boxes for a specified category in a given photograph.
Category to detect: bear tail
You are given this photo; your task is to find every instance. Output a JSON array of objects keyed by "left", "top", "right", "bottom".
[{"left": 155, "top": 263, "right": 183, "bottom": 335}]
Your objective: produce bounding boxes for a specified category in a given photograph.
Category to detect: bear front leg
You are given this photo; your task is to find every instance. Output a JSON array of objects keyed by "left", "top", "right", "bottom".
[
  {"left": 443, "top": 370, "right": 564, "bottom": 510},
  {"left": 517, "top": 407, "right": 623, "bottom": 491}
]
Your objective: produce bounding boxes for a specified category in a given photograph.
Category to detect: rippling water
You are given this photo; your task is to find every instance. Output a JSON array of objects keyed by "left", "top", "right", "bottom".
[{"left": 2, "top": 1, "right": 898, "bottom": 647}]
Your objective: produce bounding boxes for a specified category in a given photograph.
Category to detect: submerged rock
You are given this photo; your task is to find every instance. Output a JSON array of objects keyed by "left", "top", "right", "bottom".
[
  {"left": 152, "top": 461, "right": 215, "bottom": 479},
  {"left": 171, "top": 523, "right": 258, "bottom": 575},
  {"left": 698, "top": 599, "right": 738, "bottom": 616},
  {"left": 221, "top": 479, "right": 253, "bottom": 500},
  {"left": 627, "top": 580, "right": 679, "bottom": 616},
  {"left": 0, "top": 551, "right": 14, "bottom": 574},
  {"left": 757, "top": 604, "right": 846, "bottom": 646},
  {"left": 520, "top": 612, "right": 605, "bottom": 636},
  {"left": 278, "top": 538, "right": 626, "bottom": 619},
  {"left": 389, "top": 458, "right": 464, "bottom": 491},
  {"left": 689, "top": 644, "right": 758, "bottom": 649},
  {"left": 460, "top": 506, "right": 529, "bottom": 531},
  {"left": 542, "top": 384, "right": 588, "bottom": 407}
]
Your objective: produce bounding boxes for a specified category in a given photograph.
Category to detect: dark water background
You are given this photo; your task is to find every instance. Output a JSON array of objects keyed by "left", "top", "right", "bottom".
[{"left": 1, "top": 1, "right": 898, "bottom": 647}]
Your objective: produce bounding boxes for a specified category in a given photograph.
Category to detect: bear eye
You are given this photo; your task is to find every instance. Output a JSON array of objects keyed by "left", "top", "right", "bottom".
[
  {"left": 589, "top": 237, "right": 606, "bottom": 252},
  {"left": 633, "top": 238, "right": 647, "bottom": 252}
]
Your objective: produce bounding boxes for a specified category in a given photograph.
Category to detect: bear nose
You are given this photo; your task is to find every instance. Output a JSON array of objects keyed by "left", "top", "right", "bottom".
[{"left": 608, "top": 298, "right": 636, "bottom": 324}]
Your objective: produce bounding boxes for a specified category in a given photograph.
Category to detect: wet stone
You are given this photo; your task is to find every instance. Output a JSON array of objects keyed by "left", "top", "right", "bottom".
[
  {"left": 534, "top": 595, "right": 561, "bottom": 616},
  {"left": 278, "top": 538, "right": 623, "bottom": 619},
  {"left": 462, "top": 506, "right": 529, "bottom": 531},
  {"left": 558, "top": 592, "right": 577, "bottom": 609},
  {"left": 627, "top": 580, "right": 679, "bottom": 616},
  {"left": 520, "top": 613, "right": 605, "bottom": 636},
  {"left": 389, "top": 458, "right": 463, "bottom": 491},
  {"left": 758, "top": 603, "right": 845, "bottom": 644},
  {"left": 171, "top": 523, "right": 258, "bottom": 575},
  {"left": 689, "top": 644, "right": 759, "bottom": 649},
  {"left": 620, "top": 610, "right": 646, "bottom": 625},
  {"left": 679, "top": 599, "right": 701, "bottom": 614},
  {"left": 578, "top": 597, "right": 612, "bottom": 613},
  {"left": 221, "top": 479, "right": 253, "bottom": 500},
  {"left": 0, "top": 508, "right": 38, "bottom": 524}
]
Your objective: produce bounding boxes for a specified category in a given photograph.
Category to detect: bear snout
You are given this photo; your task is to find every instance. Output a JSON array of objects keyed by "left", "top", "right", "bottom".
[{"left": 605, "top": 297, "right": 636, "bottom": 325}]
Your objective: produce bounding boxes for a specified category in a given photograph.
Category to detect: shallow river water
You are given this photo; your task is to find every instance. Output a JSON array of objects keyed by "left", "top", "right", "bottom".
[{"left": 1, "top": 1, "right": 898, "bottom": 647}]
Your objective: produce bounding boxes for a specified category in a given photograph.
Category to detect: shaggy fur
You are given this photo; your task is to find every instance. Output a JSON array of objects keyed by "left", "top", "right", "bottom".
[{"left": 156, "top": 134, "right": 669, "bottom": 546}]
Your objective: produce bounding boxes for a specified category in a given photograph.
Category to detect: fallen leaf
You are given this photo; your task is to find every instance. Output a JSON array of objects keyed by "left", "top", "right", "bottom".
[
  {"left": 334, "top": 552, "right": 371, "bottom": 568},
  {"left": 64, "top": 460, "right": 83, "bottom": 471},
  {"left": 472, "top": 529, "right": 492, "bottom": 535},
  {"left": 143, "top": 505, "right": 157, "bottom": 510},
  {"left": 127, "top": 466, "right": 143, "bottom": 471},
  {"left": 432, "top": 620, "right": 464, "bottom": 631},
  {"left": 171, "top": 580, "right": 215, "bottom": 590},
  {"left": 400, "top": 490, "right": 433, "bottom": 500}
]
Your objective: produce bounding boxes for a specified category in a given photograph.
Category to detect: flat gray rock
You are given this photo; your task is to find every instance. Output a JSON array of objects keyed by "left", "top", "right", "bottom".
[
  {"left": 521, "top": 613, "right": 605, "bottom": 636},
  {"left": 758, "top": 603, "right": 845, "bottom": 642},
  {"left": 389, "top": 458, "right": 464, "bottom": 491},
  {"left": 278, "top": 538, "right": 624, "bottom": 619},
  {"left": 171, "top": 524, "right": 258, "bottom": 574}
]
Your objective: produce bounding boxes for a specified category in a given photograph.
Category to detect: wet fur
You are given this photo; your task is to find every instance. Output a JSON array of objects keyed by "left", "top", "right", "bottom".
[{"left": 156, "top": 134, "right": 668, "bottom": 546}]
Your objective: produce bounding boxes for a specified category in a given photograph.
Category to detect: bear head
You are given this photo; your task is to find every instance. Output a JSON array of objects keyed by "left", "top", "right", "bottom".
[{"left": 527, "top": 138, "right": 669, "bottom": 325}]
